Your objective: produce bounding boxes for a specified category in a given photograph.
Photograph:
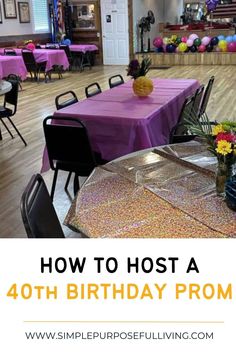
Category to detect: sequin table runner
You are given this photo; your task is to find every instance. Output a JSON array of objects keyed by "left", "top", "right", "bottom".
[{"left": 64, "top": 142, "right": 235, "bottom": 238}]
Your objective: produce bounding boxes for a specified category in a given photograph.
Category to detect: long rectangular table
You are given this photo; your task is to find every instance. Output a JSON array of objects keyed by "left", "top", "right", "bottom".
[
  {"left": 64, "top": 141, "right": 236, "bottom": 238},
  {"left": 0, "top": 56, "right": 27, "bottom": 80},
  {"left": 0, "top": 49, "right": 69, "bottom": 72},
  {"left": 53, "top": 78, "right": 199, "bottom": 161}
]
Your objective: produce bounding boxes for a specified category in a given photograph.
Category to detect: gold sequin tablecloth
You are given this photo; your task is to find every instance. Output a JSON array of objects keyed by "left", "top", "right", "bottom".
[{"left": 64, "top": 142, "right": 236, "bottom": 238}]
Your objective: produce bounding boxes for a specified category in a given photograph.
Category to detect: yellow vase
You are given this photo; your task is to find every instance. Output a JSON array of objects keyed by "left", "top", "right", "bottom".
[{"left": 133, "top": 76, "right": 154, "bottom": 97}]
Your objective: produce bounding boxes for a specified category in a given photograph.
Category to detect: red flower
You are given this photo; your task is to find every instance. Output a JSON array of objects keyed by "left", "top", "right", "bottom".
[{"left": 215, "top": 132, "right": 236, "bottom": 143}]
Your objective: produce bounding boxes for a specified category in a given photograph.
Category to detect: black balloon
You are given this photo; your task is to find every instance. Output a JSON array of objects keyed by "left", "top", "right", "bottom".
[
  {"left": 211, "top": 36, "right": 219, "bottom": 46},
  {"left": 156, "top": 47, "right": 164, "bottom": 53},
  {"left": 206, "top": 44, "right": 213, "bottom": 52},
  {"left": 190, "top": 45, "right": 197, "bottom": 53}
]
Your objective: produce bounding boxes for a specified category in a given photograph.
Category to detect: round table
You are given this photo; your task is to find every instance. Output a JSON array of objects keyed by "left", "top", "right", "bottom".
[{"left": 0, "top": 80, "right": 12, "bottom": 95}]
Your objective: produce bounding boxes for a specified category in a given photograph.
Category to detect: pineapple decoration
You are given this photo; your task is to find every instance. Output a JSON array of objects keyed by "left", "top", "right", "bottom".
[{"left": 127, "top": 57, "right": 153, "bottom": 97}]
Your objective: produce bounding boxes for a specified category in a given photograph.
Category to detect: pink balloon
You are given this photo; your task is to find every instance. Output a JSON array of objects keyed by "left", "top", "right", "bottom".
[
  {"left": 201, "top": 36, "right": 211, "bottom": 46},
  {"left": 189, "top": 34, "right": 199, "bottom": 41},
  {"left": 227, "top": 42, "right": 236, "bottom": 52},
  {"left": 181, "top": 36, "right": 188, "bottom": 43},
  {"left": 153, "top": 37, "right": 163, "bottom": 48},
  {"left": 198, "top": 44, "right": 206, "bottom": 52},
  {"left": 26, "top": 42, "right": 35, "bottom": 51},
  {"left": 186, "top": 39, "right": 193, "bottom": 47}
]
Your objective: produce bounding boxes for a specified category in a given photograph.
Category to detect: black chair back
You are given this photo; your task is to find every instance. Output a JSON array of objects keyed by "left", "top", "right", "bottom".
[
  {"left": 21, "top": 174, "right": 65, "bottom": 238},
  {"left": 43, "top": 116, "right": 97, "bottom": 174},
  {"left": 4, "top": 78, "right": 18, "bottom": 113},
  {"left": 199, "top": 76, "right": 215, "bottom": 116},
  {"left": 169, "top": 95, "right": 195, "bottom": 143},
  {"left": 55, "top": 91, "right": 78, "bottom": 110},
  {"left": 109, "top": 74, "right": 124, "bottom": 89},
  {"left": 4, "top": 48, "right": 17, "bottom": 56},
  {"left": 59, "top": 45, "right": 72, "bottom": 60},
  {"left": 85, "top": 82, "right": 102, "bottom": 98},
  {"left": 22, "top": 49, "right": 37, "bottom": 71},
  {"left": 192, "top": 85, "right": 204, "bottom": 117}
]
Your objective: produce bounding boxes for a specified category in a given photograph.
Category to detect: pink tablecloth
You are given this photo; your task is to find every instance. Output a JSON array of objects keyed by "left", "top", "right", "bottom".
[
  {"left": 0, "top": 56, "right": 28, "bottom": 80},
  {"left": 0, "top": 49, "right": 69, "bottom": 72},
  {"left": 41, "top": 78, "right": 199, "bottom": 172}
]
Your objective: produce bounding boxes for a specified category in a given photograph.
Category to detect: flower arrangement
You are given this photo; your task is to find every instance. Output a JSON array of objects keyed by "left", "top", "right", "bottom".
[
  {"left": 127, "top": 57, "right": 153, "bottom": 97},
  {"left": 185, "top": 115, "right": 236, "bottom": 195},
  {"left": 127, "top": 57, "right": 152, "bottom": 79}
]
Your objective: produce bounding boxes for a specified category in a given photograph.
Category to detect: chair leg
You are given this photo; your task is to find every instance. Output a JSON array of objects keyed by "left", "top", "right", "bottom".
[
  {"left": 73, "top": 174, "right": 80, "bottom": 196},
  {"left": 51, "top": 169, "right": 58, "bottom": 201},
  {"left": 0, "top": 118, "right": 14, "bottom": 139},
  {"left": 0, "top": 127, "right": 2, "bottom": 140},
  {"left": 64, "top": 172, "right": 72, "bottom": 192},
  {"left": 7, "top": 117, "right": 27, "bottom": 146}
]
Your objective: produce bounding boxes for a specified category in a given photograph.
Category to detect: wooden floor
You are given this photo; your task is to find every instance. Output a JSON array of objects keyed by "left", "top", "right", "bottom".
[{"left": 0, "top": 64, "right": 236, "bottom": 238}]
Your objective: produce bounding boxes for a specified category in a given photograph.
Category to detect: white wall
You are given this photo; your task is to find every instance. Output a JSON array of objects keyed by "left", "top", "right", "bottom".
[{"left": 163, "top": 0, "right": 183, "bottom": 24}]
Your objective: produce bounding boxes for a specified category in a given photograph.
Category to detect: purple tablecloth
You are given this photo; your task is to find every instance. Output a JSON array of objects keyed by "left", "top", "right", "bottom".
[
  {"left": 69, "top": 44, "right": 98, "bottom": 53},
  {"left": 0, "top": 48, "right": 69, "bottom": 72},
  {"left": 41, "top": 78, "right": 199, "bottom": 172},
  {"left": 0, "top": 56, "right": 27, "bottom": 80}
]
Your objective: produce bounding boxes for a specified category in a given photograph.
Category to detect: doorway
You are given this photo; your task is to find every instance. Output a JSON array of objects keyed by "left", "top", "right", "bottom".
[{"left": 100, "top": 0, "right": 130, "bottom": 65}]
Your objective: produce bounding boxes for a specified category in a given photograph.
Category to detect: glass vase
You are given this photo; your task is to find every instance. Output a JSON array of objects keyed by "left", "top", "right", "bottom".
[{"left": 216, "top": 161, "right": 233, "bottom": 197}]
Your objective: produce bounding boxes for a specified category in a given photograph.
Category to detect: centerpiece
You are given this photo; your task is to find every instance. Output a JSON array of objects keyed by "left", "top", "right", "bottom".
[
  {"left": 127, "top": 57, "right": 153, "bottom": 97},
  {"left": 185, "top": 116, "right": 236, "bottom": 196}
]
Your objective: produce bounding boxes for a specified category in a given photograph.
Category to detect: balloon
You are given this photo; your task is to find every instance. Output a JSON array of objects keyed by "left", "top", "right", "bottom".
[
  {"left": 163, "top": 37, "right": 169, "bottom": 45},
  {"left": 62, "top": 38, "right": 71, "bottom": 46},
  {"left": 211, "top": 36, "right": 219, "bottom": 46},
  {"left": 216, "top": 46, "right": 221, "bottom": 52},
  {"left": 179, "top": 42, "right": 188, "bottom": 52},
  {"left": 186, "top": 39, "right": 194, "bottom": 47},
  {"left": 190, "top": 45, "right": 197, "bottom": 53},
  {"left": 218, "top": 39, "right": 227, "bottom": 49},
  {"left": 181, "top": 36, "right": 188, "bottom": 43},
  {"left": 198, "top": 44, "right": 206, "bottom": 52},
  {"left": 175, "top": 37, "right": 182, "bottom": 45},
  {"left": 201, "top": 36, "right": 211, "bottom": 46},
  {"left": 206, "top": 44, "right": 213, "bottom": 52},
  {"left": 156, "top": 47, "right": 164, "bottom": 53},
  {"left": 218, "top": 35, "right": 225, "bottom": 41},
  {"left": 227, "top": 42, "right": 236, "bottom": 52},
  {"left": 194, "top": 38, "right": 201, "bottom": 47},
  {"left": 233, "top": 34, "right": 236, "bottom": 42},
  {"left": 226, "top": 36, "right": 233, "bottom": 43},
  {"left": 26, "top": 43, "right": 35, "bottom": 51},
  {"left": 153, "top": 37, "right": 163, "bottom": 48},
  {"left": 189, "top": 34, "right": 199, "bottom": 41},
  {"left": 171, "top": 35, "right": 177, "bottom": 43},
  {"left": 166, "top": 44, "right": 176, "bottom": 53}
]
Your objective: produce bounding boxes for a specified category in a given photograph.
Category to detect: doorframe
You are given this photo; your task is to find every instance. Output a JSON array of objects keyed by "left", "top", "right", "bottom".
[{"left": 100, "top": 0, "right": 134, "bottom": 65}]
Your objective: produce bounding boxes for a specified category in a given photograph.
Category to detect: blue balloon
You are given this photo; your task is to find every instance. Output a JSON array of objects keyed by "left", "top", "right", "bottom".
[
  {"left": 233, "top": 34, "right": 236, "bottom": 42},
  {"left": 226, "top": 36, "right": 233, "bottom": 43},
  {"left": 62, "top": 38, "right": 71, "bottom": 46},
  {"left": 156, "top": 47, "right": 164, "bottom": 53},
  {"left": 218, "top": 35, "right": 225, "bottom": 41}
]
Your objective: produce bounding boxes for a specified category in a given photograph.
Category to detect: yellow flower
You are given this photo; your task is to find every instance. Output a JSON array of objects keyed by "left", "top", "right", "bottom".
[
  {"left": 212, "top": 124, "right": 225, "bottom": 136},
  {"left": 216, "top": 140, "right": 232, "bottom": 155}
]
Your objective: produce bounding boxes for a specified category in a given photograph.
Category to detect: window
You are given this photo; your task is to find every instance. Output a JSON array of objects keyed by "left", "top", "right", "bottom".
[{"left": 32, "top": 0, "right": 49, "bottom": 33}]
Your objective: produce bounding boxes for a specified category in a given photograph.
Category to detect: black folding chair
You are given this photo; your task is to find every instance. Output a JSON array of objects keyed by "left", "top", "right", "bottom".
[
  {"left": 59, "top": 45, "right": 74, "bottom": 69},
  {"left": 85, "top": 82, "right": 102, "bottom": 98},
  {"left": 21, "top": 174, "right": 65, "bottom": 238},
  {"left": 192, "top": 85, "right": 205, "bottom": 117},
  {"left": 4, "top": 48, "right": 17, "bottom": 56},
  {"left": 109, "top": 74, "right": 124, "bottom": 89},
  {"left": 22, "top": 49, "right": 49, "bottom": 82},
  {"left": 198, "top": 76, "right": 215, "bottom": 120},
  {"left": 0, "top": 77, "right": 27, "bottom": 145},
  {"left": 55, "top": 91, "right": 78, "bottom": 110},
  {"left": 169, "top": 95, "right": 196, "bottom": 144},
  {"left": 43, "top": 116, "right": 101, "bottom": 200}
]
